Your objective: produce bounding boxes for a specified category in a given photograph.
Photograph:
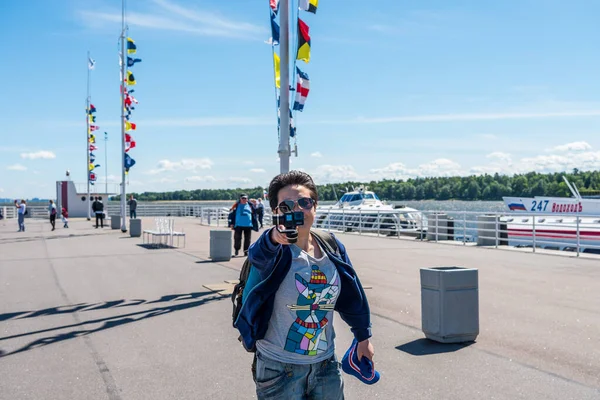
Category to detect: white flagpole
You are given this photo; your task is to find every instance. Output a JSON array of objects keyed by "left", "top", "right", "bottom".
[
  {"left": 86, "top": 50, "right": 91, "bottom": 221},
  {"left": 278, "top": 0, "right": 291, "bottom": 174},
  {"left": 104, "top": 132, "right": 108, "bottom": 195},
  {"left": 119, "top": 0, "right": 127, "bottom": 232}
]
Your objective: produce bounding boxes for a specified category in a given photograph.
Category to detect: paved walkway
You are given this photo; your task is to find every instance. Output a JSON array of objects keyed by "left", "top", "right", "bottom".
[{"left": 0, "top": 217, "right": 599, "bottom": 399}]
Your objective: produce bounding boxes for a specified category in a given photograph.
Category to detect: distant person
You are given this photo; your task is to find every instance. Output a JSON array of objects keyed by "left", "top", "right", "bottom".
[
  {"left": 128, "top": 195, "right": 138, "bottom": 219},
  {"left": 61, "top": 207, "right": 69, "bottom": 228},
  {"left": 256, "top": 198, "right": 265, "bottom": 228},
  {"left": 228, "top": 194, "right": 257, "bottom": 256},
  {"left": 92, "top": 196, "right": 104, "bottom": 228},
  {"left": 15, "top": 199, "right": 26, "bottom": 232},
  {"left": 48, "top": 200, "right": 57, "bottom": 231}
]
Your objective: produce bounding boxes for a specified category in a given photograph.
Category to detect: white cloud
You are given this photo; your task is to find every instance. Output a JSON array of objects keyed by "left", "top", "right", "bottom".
[
  {"left": 185, "top": 175, "right": 216, "bottom": 182},
  {"left": 418, "top": 159, "right": 462, "bottom": 177},
  {"left": 20, "top": 150, "right": 56, "bottom": 160},
  {"left": 546, "top": 141, "right": 592, "bottom": 153},
  {"left": 370, "top": 158, "right": 462, "bottom": 180},
  {"left": 250, "top": 168, "right": 266, "bottom": 173},
  {"left": 227, "top": 177, "right": 254, "bottom": 187},
  {"left": 0, "top": 188, "right": 4, "bottom": 193},
  {"left": 516, "top": 153, "right": 600, "bottom": 174},
  {"left": 147, "top": 158, "right": 213, "bottom": 175},
  {"left": 310, "top": 152, "right": 323, "bottom": 158},
  {"left": 79, "top": 0, "right": 264, "bottom": 39},
  {"left": 7, "top": 164, "right": 27, "bottom": 171},
  {"left": 312, "top": 165, "right": 360, "bottom": 184},
  {"left": 478, "top": 133, "right": 497, "bottom": 140},
  {"left": 486, "top": 152, "right": 512, "bottom": 164}
]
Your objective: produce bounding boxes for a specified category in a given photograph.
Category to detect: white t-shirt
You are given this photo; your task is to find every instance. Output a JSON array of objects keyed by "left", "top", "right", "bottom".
[{"left": 256, "top": 242, "right": 341, "bottom": 364}]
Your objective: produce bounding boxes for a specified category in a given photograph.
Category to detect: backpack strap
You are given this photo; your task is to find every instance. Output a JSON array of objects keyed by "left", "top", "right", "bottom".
[{"left": 310, "top": 229, "right": 339, "bottom": 255}]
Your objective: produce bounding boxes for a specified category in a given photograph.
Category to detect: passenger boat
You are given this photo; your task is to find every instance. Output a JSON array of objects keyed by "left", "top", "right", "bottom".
[
  {"left": 502, "top": 177, "right": 600, "bottom": 253},
  {"left": 313, "top": 187, "right": 427, "bottom": 236}
]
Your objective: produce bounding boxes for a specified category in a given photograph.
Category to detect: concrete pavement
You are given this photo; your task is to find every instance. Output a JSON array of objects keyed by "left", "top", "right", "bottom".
[{"left": 0, "top": 217, "right": 598, "bottom": 399}]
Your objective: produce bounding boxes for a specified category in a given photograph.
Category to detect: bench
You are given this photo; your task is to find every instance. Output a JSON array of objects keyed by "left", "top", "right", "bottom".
[{"left": 143, "top": 218, "right": 186, "bottom": 248}]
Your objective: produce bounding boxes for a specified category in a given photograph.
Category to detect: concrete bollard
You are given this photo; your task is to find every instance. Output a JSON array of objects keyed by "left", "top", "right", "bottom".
[
  {"left": 420, "top": 266, "right": 479, "bottom": 343},
  {"left": 111, "top": 216, "right": 121, "bottom": 230},
  {"left": 130, "top": 219, "right": 142, "bottom": 237},
  {"left": 427, "top": 213, "right": 449, "bottom": 241},
  {"left": 476, "top": 215, "right": 508, "bottom": 246},
  {"left": 210, "top": 229, "right": 232, "bottom": 262}
]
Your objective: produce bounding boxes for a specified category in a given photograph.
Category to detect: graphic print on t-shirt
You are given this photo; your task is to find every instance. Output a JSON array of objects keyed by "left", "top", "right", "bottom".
[{"left": 284, "top": 265, "right": 340, "bottom": 356}]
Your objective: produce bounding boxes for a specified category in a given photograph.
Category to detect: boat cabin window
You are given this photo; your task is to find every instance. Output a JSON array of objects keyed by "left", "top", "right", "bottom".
[{"left": 341, "top": 193, "right": 363, "bottom": 202}]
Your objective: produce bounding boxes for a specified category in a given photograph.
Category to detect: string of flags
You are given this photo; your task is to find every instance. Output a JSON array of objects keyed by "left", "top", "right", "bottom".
[
  {"left": 122, "top": 37, "right": 141, "bottom": 175},
  {"left": 268, "top": 0, "right": 317, "bottom": 143},
  {"left": 87, "top": 103, "right": 100, "bottom": 185}
]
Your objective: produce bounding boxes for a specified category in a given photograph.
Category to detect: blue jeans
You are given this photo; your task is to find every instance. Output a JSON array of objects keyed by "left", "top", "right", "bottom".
[
  {"left": 255, "top": 351, "right": 344, "bottom": 400},
  {"left": 18, "top": 214, "right": 25, "bottom": 231}
]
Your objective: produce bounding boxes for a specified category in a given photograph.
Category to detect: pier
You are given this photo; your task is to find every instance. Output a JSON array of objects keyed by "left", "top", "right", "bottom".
[{"left": 1, "top": 217, "right": 598, "bottom": 399}]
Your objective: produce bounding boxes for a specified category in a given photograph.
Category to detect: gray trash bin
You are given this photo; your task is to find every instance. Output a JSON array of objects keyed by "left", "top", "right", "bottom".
[
  {"left": 210, "top": 230, "right": 232, "bottom": 262},
  {"left": 130, "top": 219, "right": 141, "bottom": 237},
  {"left": 420, "top": 266, "right": 479, "bottom": 343},
  {"left": 111, "top": 216, "right": 121, "bottom": 230}
]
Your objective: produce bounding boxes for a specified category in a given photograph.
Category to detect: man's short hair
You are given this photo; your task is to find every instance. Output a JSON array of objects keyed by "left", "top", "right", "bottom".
[{"left": 268, "top": 170, "right": 318, "bottom": 210}]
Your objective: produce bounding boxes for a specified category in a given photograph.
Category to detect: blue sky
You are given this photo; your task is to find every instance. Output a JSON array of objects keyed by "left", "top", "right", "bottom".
[{"left": 2, "top": 0, "right": 600, "bottom": 199}]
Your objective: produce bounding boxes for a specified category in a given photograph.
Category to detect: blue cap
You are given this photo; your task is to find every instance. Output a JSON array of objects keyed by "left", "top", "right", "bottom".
[{"left": 341, "top": 339, "right": 381, "bottom": 385}]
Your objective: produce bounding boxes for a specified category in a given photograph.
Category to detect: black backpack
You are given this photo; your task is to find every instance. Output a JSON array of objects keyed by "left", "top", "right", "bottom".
[{"left": 231, "top": 229, "right": 339, "bottom": 352}]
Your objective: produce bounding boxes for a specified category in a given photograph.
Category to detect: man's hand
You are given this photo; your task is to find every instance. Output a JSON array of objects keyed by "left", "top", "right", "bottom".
[
  {"left": 357, "top": 339, "right": 374, "bottom": 362},
  {"left": 270, "top": 226, "right": 295, "bottom": 246}
]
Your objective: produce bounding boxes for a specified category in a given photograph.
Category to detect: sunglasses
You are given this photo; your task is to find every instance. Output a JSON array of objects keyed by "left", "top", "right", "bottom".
[{"left": 277, "top": 197, "right": 314, "bottom": 213}]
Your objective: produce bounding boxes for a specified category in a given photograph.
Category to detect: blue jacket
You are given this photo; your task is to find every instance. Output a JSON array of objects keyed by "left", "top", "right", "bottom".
[{"left": 234, "top": 228, "right": 372, "bottom": 351}]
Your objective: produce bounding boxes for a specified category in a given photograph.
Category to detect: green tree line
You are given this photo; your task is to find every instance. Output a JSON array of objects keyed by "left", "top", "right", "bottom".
[{"left": 116, "top": 170, "right": 600, "bottom": 202}]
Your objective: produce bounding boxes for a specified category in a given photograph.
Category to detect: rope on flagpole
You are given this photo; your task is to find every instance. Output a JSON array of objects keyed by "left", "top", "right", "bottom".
[
  {"left": 269, "top": 3, "right": 281, "bottom": 142},
  {"left": 291, "top": 0, "right": 301, "bottom": 151}
]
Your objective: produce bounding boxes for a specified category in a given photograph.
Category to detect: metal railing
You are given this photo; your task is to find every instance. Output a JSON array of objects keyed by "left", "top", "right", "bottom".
[
  {"left": 1, "top": 205, "right": 55, "bottom": 219},
  {"left": 105, "top": 202, "right": 209, "bottom": 218},
  {"left": 196, "top": 206, "right": 600, "bottom": 257}
]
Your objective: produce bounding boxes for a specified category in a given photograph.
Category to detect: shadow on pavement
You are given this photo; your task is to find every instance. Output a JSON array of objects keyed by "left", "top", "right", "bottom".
[
  {"left": 0, "top": 291, "right": 227, "bottom": 358},
  {"left": 396, "top": 338, "right": 474, "bottom": 356},
  {"left": 0, "top": 291, "right": 218, "bottom": 322}
]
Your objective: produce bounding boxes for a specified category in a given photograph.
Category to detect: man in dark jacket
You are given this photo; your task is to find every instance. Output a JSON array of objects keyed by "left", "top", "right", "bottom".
[
  {"left": 91, "top": 197, "right": 104, "bottom": 228},
  {"left": 235, "top": 171, "right": 374, "bottom": 399}
]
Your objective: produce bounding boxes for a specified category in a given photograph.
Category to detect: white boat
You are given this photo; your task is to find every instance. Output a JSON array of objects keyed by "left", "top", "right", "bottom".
[
  {"left": 502, "top": 177, "right": 600, "bottom": 253},
  {"left": 314, "top": 187, "right": 427, "bottom": 236}
]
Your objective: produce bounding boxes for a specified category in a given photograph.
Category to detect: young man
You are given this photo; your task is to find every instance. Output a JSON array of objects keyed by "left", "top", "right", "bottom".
[{"left": 241, "top": 171, "right": 374, "bottom": 399}]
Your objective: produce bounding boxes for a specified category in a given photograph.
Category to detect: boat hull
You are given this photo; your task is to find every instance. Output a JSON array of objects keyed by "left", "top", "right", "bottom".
[
  {"left": 505, "top": 216, "right": 600, "bottom": 253},
  {"left": 314, "top": 207, "right": 427, "bottom": 237}
]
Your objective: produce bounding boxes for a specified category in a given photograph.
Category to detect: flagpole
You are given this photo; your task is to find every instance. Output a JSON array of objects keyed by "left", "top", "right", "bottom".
[
  {"left": 119, "top": 0, "right": 127, "bottom": 232},
  {"left": 86, "top": 50, "right": 91, "bottom": 221},
  {"left": 278, "top": 0, "right": 291, "bottom": 174},
  {"left": 104, "top": 132, "right": 108, "bottom": 195}
]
